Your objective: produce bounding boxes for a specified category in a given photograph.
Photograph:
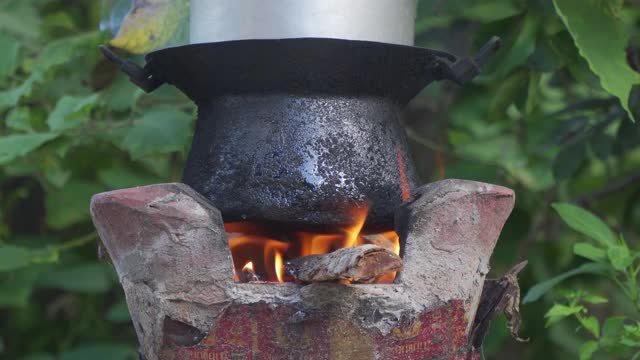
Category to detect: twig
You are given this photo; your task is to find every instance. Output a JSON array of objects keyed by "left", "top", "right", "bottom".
[
  {"left": 549, "top": 98, "right": 618, "bottom": 118},
  {"left": 576, "top": 171, "right": 640, "bottom": 205},
  {"left": 52, "top": 232, "right": 98, "bottom": 252},
  {"left": 517, "top": 190, "right": 556, "bottom": 261}
]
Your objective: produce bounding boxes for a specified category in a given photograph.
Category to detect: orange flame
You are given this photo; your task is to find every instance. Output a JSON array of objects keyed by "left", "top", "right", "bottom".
[
  {"left": 343, "top": 205, "right": 368, "bottom": 248},
  {"left": 226, "top": 205, "right": 401, "bottom": 284},
  {"left": 228, "top": 234, "right": 290, "bottom": 282},
  {"left": 243, "top": 261, "right": 254, "bottom": 272},
  {"left": 274, "top": 252, "right": 284, "bottom": 282}
]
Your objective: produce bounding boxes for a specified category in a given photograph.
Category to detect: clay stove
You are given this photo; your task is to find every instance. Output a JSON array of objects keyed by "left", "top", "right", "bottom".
[
  {"left": 94, "top": 1, "right": 521, "bottom": 359},
  {"left": 91, "top": 180, "right": 516, "bottom": 360}
]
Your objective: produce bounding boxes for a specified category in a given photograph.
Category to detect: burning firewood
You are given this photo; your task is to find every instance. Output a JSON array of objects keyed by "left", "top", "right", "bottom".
[
  {"left": 284, "top": 244, "right": 403, "bottom": 283},
  {"left": 238, "top": 261, "right": 261, "bottom": 283}
]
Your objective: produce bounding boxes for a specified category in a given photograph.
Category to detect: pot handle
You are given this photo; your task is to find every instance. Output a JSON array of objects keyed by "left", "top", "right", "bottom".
[
  {"left": 99, "top": 45, "right": 165, "bottom": 93},
  {"left": 436, "top": 36, "right": 502, "bottom": 85}
]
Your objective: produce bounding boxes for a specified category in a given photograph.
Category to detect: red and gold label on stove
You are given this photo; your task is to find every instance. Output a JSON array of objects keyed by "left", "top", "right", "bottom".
[{"left": 159, "top": 301, "right": 477, "bottom": 360}]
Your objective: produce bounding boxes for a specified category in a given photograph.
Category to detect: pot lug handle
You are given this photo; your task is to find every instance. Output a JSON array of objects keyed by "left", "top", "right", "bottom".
[
  {"left": 438, "top": 36, "right": 502, "bottom": 85},
  {"left": 99, "top": 45, "right": 164, "bottom": 93}
]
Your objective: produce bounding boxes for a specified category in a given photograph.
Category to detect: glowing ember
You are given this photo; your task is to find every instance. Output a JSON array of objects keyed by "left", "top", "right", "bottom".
[{"left": 226, "top": 205, "right": 401, "bottom": 284}]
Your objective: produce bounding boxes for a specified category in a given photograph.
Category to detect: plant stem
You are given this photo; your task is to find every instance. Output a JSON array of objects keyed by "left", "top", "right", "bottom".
[
  {"left": 612, "top": 275, "right": 635, "bottom": 302},
  {"left": 404, "top": 126, "right": 503, "bottom": 168},
  {"left": 52, "top": 233, "right": 98, "bottom": 252}
]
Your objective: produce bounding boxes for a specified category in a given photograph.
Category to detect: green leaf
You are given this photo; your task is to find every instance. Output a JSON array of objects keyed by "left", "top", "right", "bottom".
[
  {"left": 578, "top": 315, "right": 600, "bottom": 338},
  {"left": 121, "top": 106, "right": 193, "bottom": 159},
  {"left": 573, "top": 243, "right": 607, "bottom": 262},
  {"left": 603, "top": 0, "right": 624, "bottom": 15},
  {"left": 579, "top": 340, "right": 599, "bottom": 360},
  {"left": 37, "top": 263, "right": 114, "bottom": 293},
  {"left": 0, "top": 267, "right": 40, "bottom": 307},
  {"left": 553, "top": 0, "right": 640, "bottom": 121},
  {"left": 98, "top": 164, "right": 160, "bottom": 190},
  {"left": 100, "top": 75, "right": 143, "bottom": 112},
  {"left": 613, "top": 115, "right": 640, "bottom": 155},
  {"left": 44, "top": 11, "right": 76, "bottom": 32},
  {"left": 502, "top": 15, "right": 539, "bottom": 76},
  {"left": 552, "top": 203, "right": 618, "bottom": 246},
  {"left": 489, "top": 69, "right": 529, "bottom": 120},
  {"left": 552, "top": 139, "right": 587, "bottom": 181},
  {"left": 60, "top": 344, "right": 137, "bottom": 360},
  {"left": 0, "top": 74, "right": 38, "bottom": 112},
  {"left": 0, "top": 133, "right": 58, "bottom": 165},
  {"left": 0, "top": 32, "right": 101, "bottom": 110},
  {"left": 43, "top": 162, "right": 71, "bottom": 188},
  {"left": 32, "top": 32, "right": 102, "bottom": 73},
  {"left": 582, "top": 294, "right": 608, "bottom": 305},
  {"left": 624, "top": 322, "right": 640, "bottom": 333},
  {"left": 5, "top": 107, "right": 34, "bottom": 132},
  {"left": 106, "top": 300, "right": 131, "bottom": 323},
  {"left": 621, "top": 338, "right": 640, "bottom": 347},
  {"left": 589, "top": 122, "right": 614, "bottom": 160},
  {"left": 523, "top": 262, "right": 610, "bottom": 303},
  {"left": 608, "top": 245, "right": 632, "bottom": 270},
  {"left": 0, "top": 2, "right": 41, "bottom": 39},
  {"left": 20, "top": 354, "right": 55, "bottom": 360},
  {"left": 0, "top": 33, "right": 20, "bottom": 82},
  {"left": 47, "top": 94, "right": 100, "bottom": 132},
  {"left": 545, "top": 303, "right": 585, "bottom": 326},
  {"left": 28, "top": 248, "right": 59, "bottom": 265},
  {"left": 602, "top": 316, "right": 626, "bottom": 340},
  {"left": 462, "top": 1, "right": 524, "bottom": 22},
  {"left": 45, "top": 180, "right": 104, "bottom": 229},
  {"left": 525, "top": 71, "right": 540, "bottom": 115},
  {"left": 548, "top": 116, "right": 588, "bottom": 145},
  {"left": 0, "top": 245, "right": 32, "bottom": 272},
  {"left": 530, "top": 30, "right": 578, "bottom": 72}
]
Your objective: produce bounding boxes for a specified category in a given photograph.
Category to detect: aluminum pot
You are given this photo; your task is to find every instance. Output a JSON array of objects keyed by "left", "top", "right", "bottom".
[{"left": 190, "top": 0, "right": 417, "bottom": 46}]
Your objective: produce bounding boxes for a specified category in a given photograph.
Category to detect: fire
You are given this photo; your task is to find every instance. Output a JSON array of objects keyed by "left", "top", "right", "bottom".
[
  {"left": 343, "top": 206, "right": 368, "bottom": 248},
  {"left": 274, "top": 252, "right": 284, "bottom": 282},
  {"left": 227, "top": 232, "right": 290, "bottom": 282},
  {"left": 225, "top": 205, "right": 401, "bottom": 284},
  {"left": 243, "top": 261, "right": 254, "bottom": 272}
]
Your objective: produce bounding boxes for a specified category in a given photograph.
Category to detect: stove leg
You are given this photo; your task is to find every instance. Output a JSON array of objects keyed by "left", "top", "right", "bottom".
[
  {"left": 91, "top": 183, "right": 233, "bottom": 359},
  {"left": 396, "top": 179, "right": 516, "bottom": 333}
]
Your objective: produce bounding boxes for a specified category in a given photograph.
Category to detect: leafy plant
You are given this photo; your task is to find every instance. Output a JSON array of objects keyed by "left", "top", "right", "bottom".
[
  {"left": 1, "top": 0, "right": 639, "bottom": 359},
  {"left": 526, "top": 203, "right": 640, "bottom": 359},
  {"left": 0, "top": 0, "right": 191, "bottom": 358}
]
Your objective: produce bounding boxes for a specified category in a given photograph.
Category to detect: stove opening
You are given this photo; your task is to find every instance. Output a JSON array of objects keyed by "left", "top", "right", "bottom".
[{"left": 226, "top": 205, "right": 401, "bottom": 284}]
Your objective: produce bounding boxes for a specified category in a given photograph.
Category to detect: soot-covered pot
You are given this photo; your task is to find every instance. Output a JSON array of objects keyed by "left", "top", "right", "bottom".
[{"left": 101, "top": 37, "right": 500, "bottom": 227}]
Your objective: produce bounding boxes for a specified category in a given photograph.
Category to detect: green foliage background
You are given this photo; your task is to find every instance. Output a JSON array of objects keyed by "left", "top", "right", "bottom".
[{"left": 0, "top": 0, "right": 639, "bottom": 359}]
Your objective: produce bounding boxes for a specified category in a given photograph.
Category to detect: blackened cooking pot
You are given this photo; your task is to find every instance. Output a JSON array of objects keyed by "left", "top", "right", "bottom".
[{"left": 102, "top": 37, "right": 499, "bottom": 226}]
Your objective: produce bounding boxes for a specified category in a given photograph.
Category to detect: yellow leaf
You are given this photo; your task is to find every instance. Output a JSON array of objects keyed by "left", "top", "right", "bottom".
[{"left": 109, "top": 0, "right": 189, "bottom": 54}]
